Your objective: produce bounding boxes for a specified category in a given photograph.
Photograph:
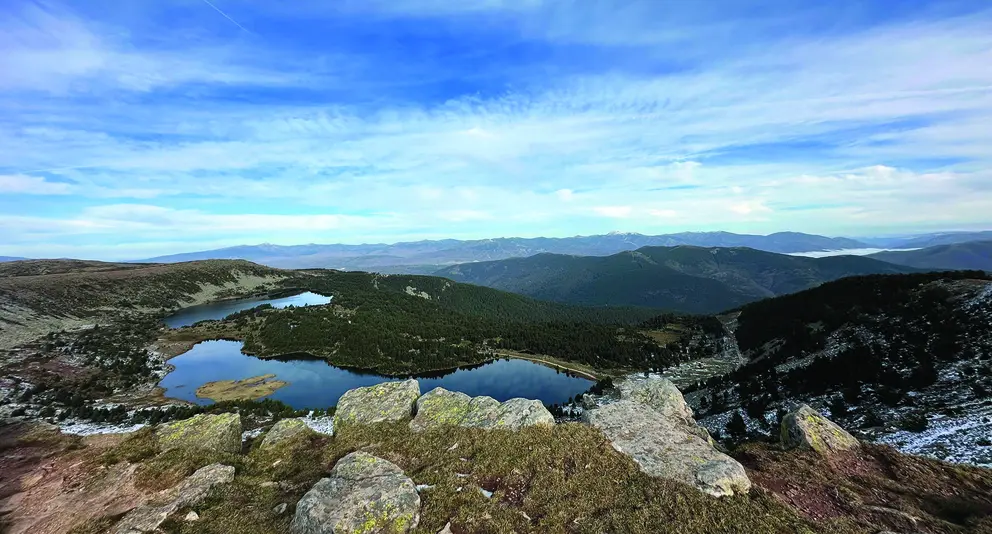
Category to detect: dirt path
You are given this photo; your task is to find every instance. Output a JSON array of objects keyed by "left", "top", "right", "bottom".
[{"left": 493, "top": 351, "right": 601, "bottom": 381}]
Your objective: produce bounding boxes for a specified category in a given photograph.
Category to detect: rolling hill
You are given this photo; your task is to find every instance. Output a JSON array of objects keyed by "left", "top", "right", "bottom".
[
  {"left": 435, "top": 246, "right": 917, "bottom": 314},
  {"left": 138, "top": 231, "right": 870, "bottom": 271},
  {"left": 867, "top": 240, "right": 992, "bottom": 271}
]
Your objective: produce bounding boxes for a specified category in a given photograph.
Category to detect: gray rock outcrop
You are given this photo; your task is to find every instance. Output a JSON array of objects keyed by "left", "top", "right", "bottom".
[
  {"left": 781, "top": 404, "right": 860, "bottom": 455},
  {"left": 156, "top": 413, "right": 241, "bottom": 454},
  {"left": 333, "top": 380, "right": 421, "bottom": 428},
  {"left": 410, "top": 387, "right": 554, "bottom": 432},
  {"left": 113, "top": 463, "right": 235, "bottom": 534},
  {"left": 582, "top": 377, "right": 751, "bottom": 497},
  {"left": 260, "top": 418, "right": 315, "bottom": 450},
  {"left": 290, "top": 452, "right": 420, "bottom": 534}
]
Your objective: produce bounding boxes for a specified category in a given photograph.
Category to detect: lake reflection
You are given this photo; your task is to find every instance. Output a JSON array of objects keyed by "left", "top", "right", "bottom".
[
  {"left": 163, "top": 291, "right": 331, "bottom": 328},
  {"left": 159, "top": 340, "right": 594, "bottom": 409}
]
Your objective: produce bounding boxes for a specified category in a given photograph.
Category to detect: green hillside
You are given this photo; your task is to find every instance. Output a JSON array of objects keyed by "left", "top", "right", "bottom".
[
  {"left": 435, "top": 246, "right": 915, "bottom": 314},
  {"left": 867, "top": 240, "right": 992, "bottom": 271}
]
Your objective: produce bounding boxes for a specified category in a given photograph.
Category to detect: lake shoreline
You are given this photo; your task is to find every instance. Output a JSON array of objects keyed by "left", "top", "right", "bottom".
[{"left": 155, "top": 339, "right": 596, "bottom": 409}]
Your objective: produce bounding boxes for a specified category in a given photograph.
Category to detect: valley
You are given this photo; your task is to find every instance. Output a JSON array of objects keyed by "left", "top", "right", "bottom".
[{"left": 1, "top": 255, "right": 991, "bottom": 533}]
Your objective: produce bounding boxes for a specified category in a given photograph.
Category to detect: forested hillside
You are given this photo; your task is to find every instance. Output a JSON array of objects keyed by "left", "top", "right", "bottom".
[
  {"left": 686, "top": 270, "right": 992, "bottom": 465},
  {"left": 235, "top": 270, "right": 707, "bottom": 375},
  {"left": 435, "top": 246, "right": 915, "bottom": 313}
]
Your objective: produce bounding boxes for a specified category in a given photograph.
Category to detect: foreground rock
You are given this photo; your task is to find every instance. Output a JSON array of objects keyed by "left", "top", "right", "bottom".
[
  {"left": 260, "top": 418, "right": 316, "bottom": 450},
  {"left": 333, "top": 380, "right": 421, "bottom": 428},
  {"left": 113, "top": 463, "right": 235, "bottom": 534},
  {"left": 582, "top": 377, "right": 750, "bottom": 497},
  {"left": 614, "top": 376, "right": 695, "bottom": 425},
  {"left": 290, "top": 452, "right": 420, "bottom": 534},
  {"left": 410, "top": 387, "right": 554, "bottom": 431},
  {"left": 584, "top": 400, "right": 751, "bottom": 497},
  {"left": 156, "top": 413, "right": 242, "bottom": 454},
  {"left": 781, "top": 404, "right": 860, "bottom": 455}
]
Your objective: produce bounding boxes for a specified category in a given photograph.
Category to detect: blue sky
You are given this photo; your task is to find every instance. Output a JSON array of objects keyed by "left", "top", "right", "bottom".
[{"left": 1, "top": 0, "right": 990, "bottom": 260}]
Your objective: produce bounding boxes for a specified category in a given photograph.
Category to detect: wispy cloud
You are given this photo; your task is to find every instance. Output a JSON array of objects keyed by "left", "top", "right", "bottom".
[{"left": 1, "top": 0, "right": 990, "bottom": 259}]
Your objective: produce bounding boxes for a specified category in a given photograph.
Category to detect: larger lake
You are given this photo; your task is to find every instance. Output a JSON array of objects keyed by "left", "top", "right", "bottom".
[
  {"left": 160, "top": 340, "right": 594, "bottom": 409},
  {"left": 164, "top": 291, "right": 332, "bottom": 328}
]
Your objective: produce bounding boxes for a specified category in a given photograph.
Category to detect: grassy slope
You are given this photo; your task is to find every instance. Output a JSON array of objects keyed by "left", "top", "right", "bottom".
[
  {"left": 868, "top": 240, "right": 992, "bottom": 271},
  {"left": 60, "top": 419, "right": 992, "bottom": 534},
  {"left": 435, "top": 246, "right": 915, "bottom": 314}
]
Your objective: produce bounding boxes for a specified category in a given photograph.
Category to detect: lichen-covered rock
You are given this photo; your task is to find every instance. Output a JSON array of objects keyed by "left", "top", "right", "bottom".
[
  {"left": 781, "top": 404, "right": 860, "bottom": 455},
  {"left": 333, "top": 380, "right": 421, "bottom": 429},
  {"left": 113, "top": 464, "right": 235, "bottom": 533},
  {"left": 582, "top": 400, "right": 751, "bottom": 497},
  {"left": 156, "top": 413, "right": 241, "bottom": 454},
  {"left": 290, "top": 452, "right": 420, "bottom": 534},
  {"left": 615, "top": 376, "right": 695, "bottom": 425},
  {"left": 410, "top": 388, "right": 554, "bottom": 431},
  {"left": 260, "top": 418, "right": 315, "bottom": 450}
]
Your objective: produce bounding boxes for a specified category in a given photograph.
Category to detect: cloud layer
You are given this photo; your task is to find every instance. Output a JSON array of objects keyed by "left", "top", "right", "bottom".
[{"left": 1, "top": 0, "right": 990, "bottom": 259}]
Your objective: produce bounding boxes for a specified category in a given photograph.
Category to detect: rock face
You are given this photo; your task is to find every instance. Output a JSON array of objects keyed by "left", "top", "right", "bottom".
[
  {"left": 781, "top": 404, "right": 860, "bottom": 455},
  {"left": 410, "top": 387, "right": 554, "bottom": 431},
  {"left": 157, "top": 413, "right": 241, "bottom": 454},
  {"left": 333, "top": 380, "right": 421, "bottom": 428},
  {"left": 113, "top": 463, "right": 235, "bottom": 534},
  {"left": 582, "top": 376, "right": 751, "bottom": 497},
  {"left": 290, "top": 452, "right": 420, "bottom": 534},
  {"left": 260, "top": 418, "right": 315, "bottom": 450}
]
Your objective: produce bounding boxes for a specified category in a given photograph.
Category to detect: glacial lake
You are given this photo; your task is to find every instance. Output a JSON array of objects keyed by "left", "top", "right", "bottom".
[
  {"left": 163, "top": 291, "right": 332, "bottom": 328},
  {"left": 159, "top": 340, "right": 594, "bottom": 409}
]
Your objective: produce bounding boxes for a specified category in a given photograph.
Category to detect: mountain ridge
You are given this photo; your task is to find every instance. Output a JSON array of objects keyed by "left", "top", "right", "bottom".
[
  {"left": 434, "top": 245, "right": 917, "bottom": 314},
  {"left": 136, "top": 231, "right": 872, "bottom": 271},
  {"left": 867, "top": 240, "right": 992, "bottom": 271}
]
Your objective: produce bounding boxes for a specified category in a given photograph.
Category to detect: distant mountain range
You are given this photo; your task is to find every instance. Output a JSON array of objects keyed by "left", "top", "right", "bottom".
[
  {"left": 0, "top": 256, "right": 27, "bottom": 263},
  {"left": 139, "top": 231, "right": 872, "bottom": 271},
  {"left": 859, "top": 230, "right": 992, "bottom": 249},
  {"left": 434, "top": 245, "right": 916, "bottom": 314},
  {"left": 867, "top": 240, "right": 992, "bottom": 271}
]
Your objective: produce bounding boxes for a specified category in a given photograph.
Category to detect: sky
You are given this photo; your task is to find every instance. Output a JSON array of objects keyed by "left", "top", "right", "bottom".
[{"left": 1, "top": 0, "right": 991, "bottom": 260}]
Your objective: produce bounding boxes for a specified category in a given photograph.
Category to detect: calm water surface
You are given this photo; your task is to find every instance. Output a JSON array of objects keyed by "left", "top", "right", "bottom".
[
  {"left": 164, "top": 291, "right": 331, "bottom": 328},
  {"left": 160, "top": 340, "right": 593, "bottom": 409}
]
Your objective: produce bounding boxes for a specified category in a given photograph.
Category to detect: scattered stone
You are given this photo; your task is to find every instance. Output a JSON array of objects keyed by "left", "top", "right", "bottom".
[
  {"left": 781, "top": 404, "right": 860, "bottom": 455},
  {"left": 183, "top": 511, "right": 199, "bottom": 522},
  {"left": 273, "top": 503, "right": 288, "bottom": 515},
  {"left": 438, "top": 522, "right": 454, "bottom": 534},
  {"left": 410, "top": 388, "right": 554, "bottom": 431},
  {"left": 290, "top": 452, "right": 420, "bottom": 534},
  {"left": 156, "top": 413, "right": 241, "bottom": 454},
  {"left": 260, "top": 418, "right": 315, "bottom": 450},
  {"left": 583, "top": 400, "right": 751, "bottom": 497},
  {"left": 333, "top": 380, "right": 421, "bottom": 428},
  {"left": 112, "top": 464, "right": 235, "bottom": 533}
]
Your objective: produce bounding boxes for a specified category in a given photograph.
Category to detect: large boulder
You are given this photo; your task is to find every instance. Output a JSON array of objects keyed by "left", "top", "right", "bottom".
[
  {"left": 259, "top": 418, "right": 316, "bottom": 450},
  {"left": 290, "top": 452, "right": 420, "bottom": 534},
  {"left": 333, "top": 380, "right": 421, "bottom": 429},
  {"left": 583, "top": 400, "right": 751, "bottom": 497},
  {"left": 157, "top": 413, "right": 241, "bottom": 454},
  {"left": 615, "top": 376, "right": 695, "bottom": 425},
  {"left": 781, "top": 404, "right": 860, "bottom": 455},
  {"left": 410, "top": 388, "right": 554, "bottom": 432},
  {"left": 113, "top": 464, "right": 235, "bottom": 534}
]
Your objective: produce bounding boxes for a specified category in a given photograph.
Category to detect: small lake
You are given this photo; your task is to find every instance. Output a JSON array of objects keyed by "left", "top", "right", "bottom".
[
  {"left": 159, "top": 340, "right": 594, "bottom": 409},
  {"left": 164, "top": 291, "right": 332, "bottom": 328}
]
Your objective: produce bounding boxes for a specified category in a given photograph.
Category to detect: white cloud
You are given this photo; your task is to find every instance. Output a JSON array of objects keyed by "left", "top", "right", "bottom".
[
  {"left": 0, "top": 174, "right": 71, "bottom": 195},
  {"left": 555, "top": 188, "right": 574, "bottom": 201},
  {"left": 593, "top": 206, "right": 633, "bottom": 218}
]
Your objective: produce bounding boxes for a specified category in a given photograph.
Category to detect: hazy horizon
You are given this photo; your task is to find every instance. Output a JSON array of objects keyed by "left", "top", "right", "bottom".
[{"left": 2, "top": 1, "right": 991, "bottom": 260}]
